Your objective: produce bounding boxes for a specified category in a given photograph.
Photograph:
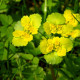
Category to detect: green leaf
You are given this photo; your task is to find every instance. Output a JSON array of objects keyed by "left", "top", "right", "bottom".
[
  {"left": 24, "top": 42, "right": 35, "bottom": 49},
  {"left": 29, "top": 46, "right": 41, "bottom": 56},
  {"left": 46, "top": 13, "right": 65, "bottom": 25},
  {"left": 20, "top": 53, "right": 33, "bottom": 60},
  {"left": 32, "top": 57, "right": 39, "bottom": 65},
  {"left": 0, "top": 26, "right": 7, "bottom": 37},
  {"left": 10, "top": 44, "right": 16, "bottom": 53},
  {"left": 2, "top": 49, "right": 7, "bottom": 60},
  {"left": 0, "top": 49, "right": 4, "bottom": 60},
  {"left": 7, "top": 26, "right": 14, "bottom": 42},
  {"left": 0, "top": 3, "right": 8, "bottom": 13},
  {"left": 0, "top": 48, "right": 7, "bottom": 61},
  {"left": 0, "top": 14, "right": 13, "bottom": 26},
  {"left": 24, "top": 67, "right": 45, "bottom": 80},
  {"left": 44, "top": 52, "right": 63, "bottom": 65},
  {"left": 24, "top": 44, "right": 41, "bottom": 56},
  {"left": 0, "top": 42, "right": 4, "bottom": 49}
]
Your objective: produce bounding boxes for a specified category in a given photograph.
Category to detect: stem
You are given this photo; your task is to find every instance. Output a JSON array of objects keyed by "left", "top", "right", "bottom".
[
  {"left": 38, "top": 31, "right": 48, "bottom": 39},
  {"left": 74, "top": 0, "right": 79, "bottom": 13},
  {"left": 33, "top": 0, "right": 39, "bottom": 13},
  {"left": 49, "top": 64, "right": 56, "bottom": 80},
  {"left": 44, "top": 0, "right": 47, "bottom": 22},
  {"left": 16, "top": 58, "right": 22, "bottom": 80},
  {"left": 7, "top": 41, "right": 10, "bottom": 79},
  {"left": 71, "top": 13, "right": 80, "bottom": 23}
]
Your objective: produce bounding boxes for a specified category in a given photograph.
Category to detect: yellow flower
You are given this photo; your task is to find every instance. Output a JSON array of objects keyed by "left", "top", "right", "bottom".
[
  {"left": 21, "top": 16, "right": 30, "bottom": 30},
  {"left": 13, "top": 30, "right": 25, "bottom": 37},
  {"left": 40, "top": 37, "right": 73, "bottom": 56},
  {"left": 53, "top": 37, "right": 60, "bottom": 51},
  {"left": 52, "top": 37, "right": 66, "bottom": 56},
  {"left": 61, "top": 24, "right": 73, "bottom": 37},
  {"left": 46, "top": 39, "right": 54, "bottom": 53},
  {"left": 28, "top": 26, "right": 38, "bottom": 34},
  {"left": 70, "top": 29, "right": 80, "bottom": 38},
  {"left": 63, "top": 9, "right": 73, "bottom": 21},
  {"left": 52, "top": 37, "right": 73, "bottom": 56},
  {"left": 40, "top": 39, "right": 48, "bottom": 54},
  {"left": 40, "top": 39, "right": 53, "bottom": 54},
  {"left": 50, "top": 24, "right": 56, "bottom": 34},
  {"left": 64, "top": 9, "right": 78, "bottom": 27},
  {"left": 12, "top": 30, "right": 33, "bottom": 46},
  {"left": 43, "top": 22, "right": 51, "bottom": 34},
  {"left": 68, "top": 17, "right": 78, "bottom": 27},
  {"left": 12, "top": 37, "right": 28, "bottom": 46},
  {"left": 57, "top": 46, "right": 66, "bottom": 56},
  {"left": 21, "top": 32, "right": 33, "bottom": 42},
  {"left": 43, "top": 22, "right": 57, "bottom": 34},
  {"left": 56, "top": 25, "right": 63, "bottom": 34}
]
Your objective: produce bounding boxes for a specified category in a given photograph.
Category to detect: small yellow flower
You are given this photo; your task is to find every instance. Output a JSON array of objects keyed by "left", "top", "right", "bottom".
[
  {"left": 61, "top": 24, "right": 73, "bottom": 37},
  {"left": 21, "top": 32, "right": 33, "bottom": 41},
  {"left": 63, "top": 9, "right": 73, "bottom": 21},
  {"left": 43, "top": 22, "right": 51, "bottom": 34},
  {"left": 40, "top": 39, "right": 48, "bottom": 54},
  {"left": 50, "top": 24, "right": 56, "bottom": 34},
  {"left": 28, "top": 26, "right": 38, "bottom": 34},
  {"left": 13, "top": 30, "right": 24, "bottom": 37},
  {"left": 56, "top": 25, "right": 63, "bottom": 34},
  {"left": 46, "top": 39, "right": 54, "bottom": 53},
  {"left": 64, "top": 9, "right": 78, "bottom": 27},
  {"left": 40, "top": 39, "right": 53, "bottom": 54},
  {"left": 57, "top": 46, "right": 66, "bottom": 56},
  {"left": 12, "top": 37, "right": 28, "bottom": 46},
  {"left": 53, "top": 37, "right": 60, "bottom": 51},
  {"left": 70, "top": 29, "right": 80, "bottom": 38},
  {"left": 52, "top": 37, "right": 73, "bottom": 56},
  {"left": 68, "top": 17, "right": 78, "bottom": 27},
  {"left": 40, "top": 37, "right": 73, "bottom": 56},
  {"left": 12, "top": 30, "right": 33, "bottom": 46},
  {"left": 21, "top": 16, "right": 30, "bottom": 29}
]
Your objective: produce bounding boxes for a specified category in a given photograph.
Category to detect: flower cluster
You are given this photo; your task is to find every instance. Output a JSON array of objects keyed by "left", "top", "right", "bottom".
[
  {"left": 12, "top": 14, "right": 42, "bottom": 46},
  {"left": 12, "top": 9, "right": 80, "bottom": 65},
  {"left": 39, "top": 9, "right": 80, "bottom": 64},
  {"left": 43, "top": 9, "right": 80, "bottom": 38},
  {"left": 40, "top": 37, "right": 73, "bottom": 56}
]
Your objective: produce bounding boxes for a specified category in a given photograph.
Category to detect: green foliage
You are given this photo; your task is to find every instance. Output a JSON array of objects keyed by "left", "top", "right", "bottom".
[
  {"left": 23, "top": 67, "right": 45, "bottom": 80},
  {"left": 20, "top": 53, "right": 33, "bottom": 60},
  {"left": 0, "top": 14, "right": 13, "bottom": 26},
  {"left": 32, "top": 57, "right": 39, "bottom": 65},
  {"left": 0, "top": 0, "right": 80, "bottom": 80},
  {"left": 0, "top": 0, "right": 9, "bottom": 13}
]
